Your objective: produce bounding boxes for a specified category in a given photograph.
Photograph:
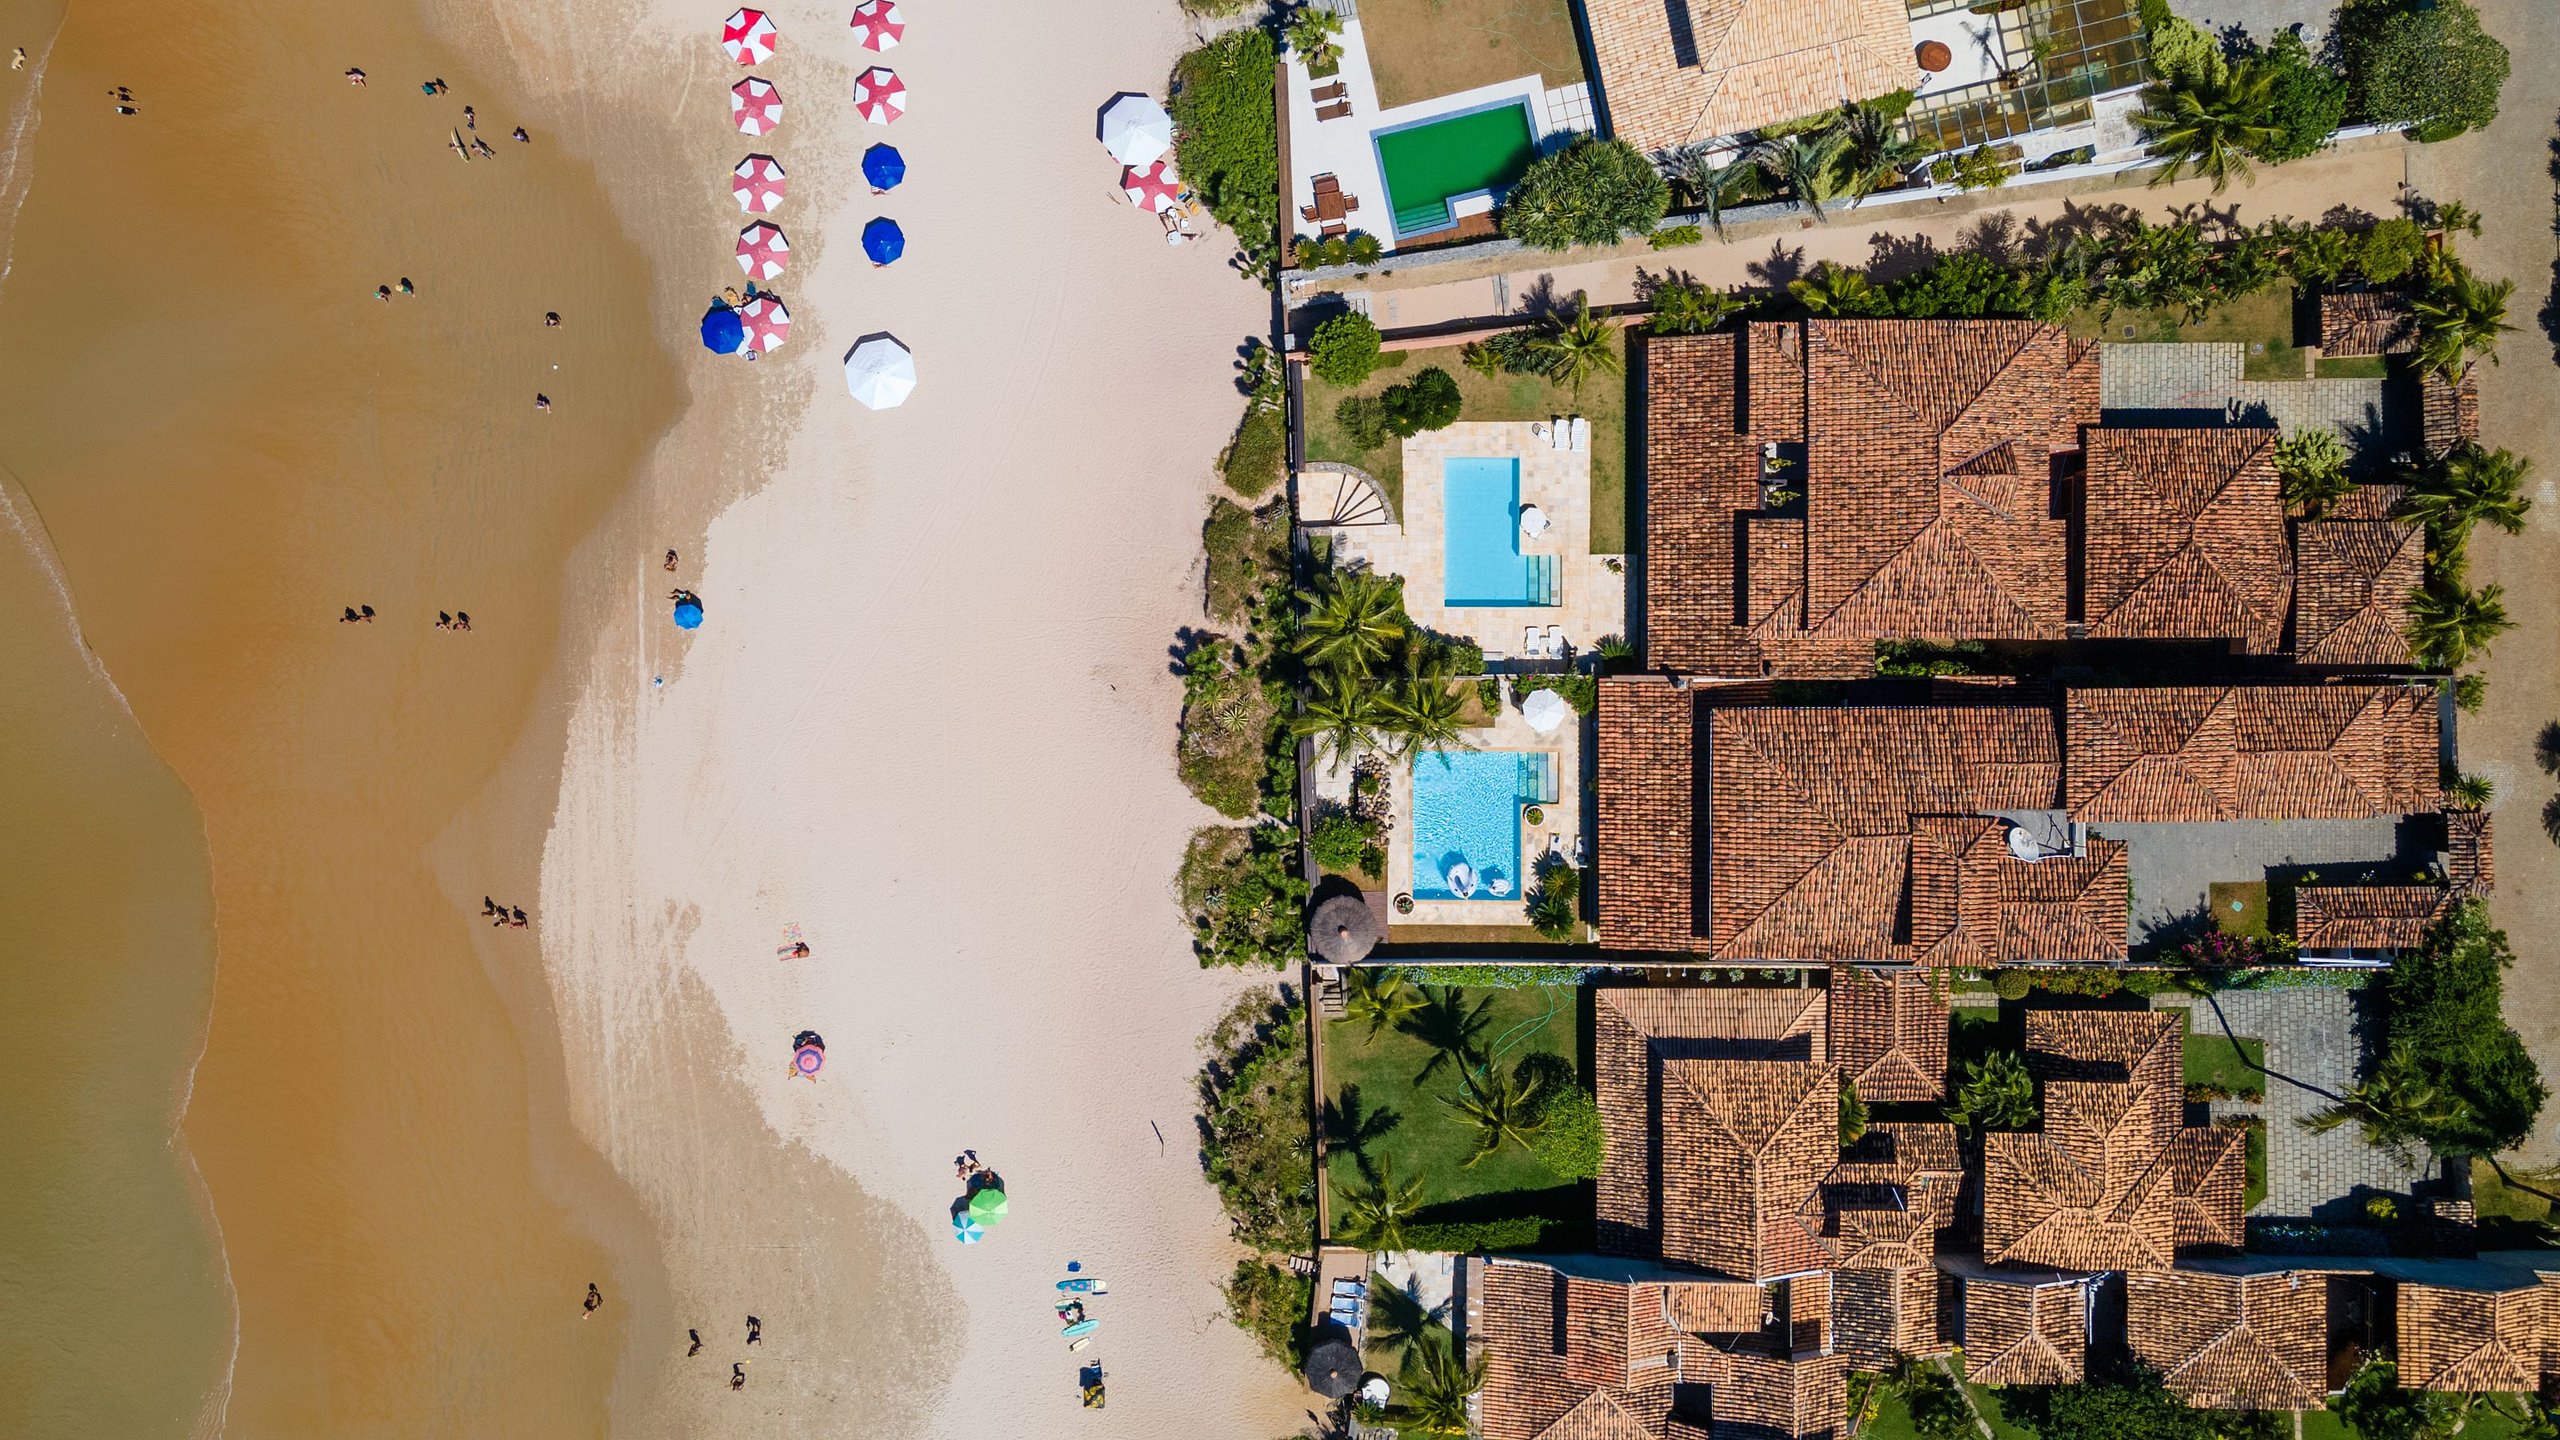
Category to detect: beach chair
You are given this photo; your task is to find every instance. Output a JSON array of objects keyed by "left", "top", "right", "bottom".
[
  {"left": 1545, "top": 626, "right": 1566, "bottom": 658},
  {"left": 1524, "top": 627, "right": 1541, "bottom": 657},
  {"left": 1300, "top": 204, "right": 1321, "bottom": 222},
  {"left": 1316, "top": 100, "right": 1351, "bottom": 121}
]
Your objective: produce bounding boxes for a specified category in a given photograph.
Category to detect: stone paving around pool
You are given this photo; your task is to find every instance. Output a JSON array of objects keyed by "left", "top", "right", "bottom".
[
  {"left": 1315, "top": 421, "right": 1626, "bottom": 661},
  {"left": 1386, "top": 688, "right": 1583, "bottom": 928}
]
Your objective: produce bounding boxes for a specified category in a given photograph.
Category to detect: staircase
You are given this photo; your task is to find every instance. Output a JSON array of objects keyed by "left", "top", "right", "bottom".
[
  {"left": 1524, "top": 553, "right": 1559, "bottom": 606},
  {"left": 1296, "top": 463, "right": 1395, "bottom": 527},
  {"left": 1520, "top": 752, "right": 1560, "bottom": 805},
  {"left": 1313, "top": 966, "right": 1348, "bottom": 1018}
]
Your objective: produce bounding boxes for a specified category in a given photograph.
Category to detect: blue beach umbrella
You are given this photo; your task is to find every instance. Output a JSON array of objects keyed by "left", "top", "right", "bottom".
[
  {"left": 953, "top": 1215, "right": 986, "bottom": 1245},
  {"left": 673, "top": 599, "right": 705, "bottom": 630},
  {"left": 699, "top": 304, "right": 745, "bottom": 354},
  {"left": 862, "top": 142, "right": 905, "bottom": 191},
  {"left": 862, "top": 216, "right": 905, "bottom": 265}
]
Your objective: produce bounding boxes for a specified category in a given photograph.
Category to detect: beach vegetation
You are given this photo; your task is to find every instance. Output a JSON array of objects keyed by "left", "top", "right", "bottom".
[
  {"left": 1309, "top": 803, "right": 1387, "bottom": 877},
  {"left": 1308, "top": 311, "right": 1385, "bottom": 387},
  {"left": 2340, "top": 0, "right": 2509, "bottom": 137},
  {"left": 1180, "top": 825, "right": 1308, "bottom": 970},
  {"left": 1498, "top": 136, "right": 1670, "bottom": 251},
  {"left": 1221, "top": 1259, "right": 1314, "bottom": 1370},
  {"left": 1648, "top": 224, "right": 1702, "bottom": 250},
  {"left": 1197, "top": 986, "right": 1316, "bottom": 1251},
  {"left": 1172, "top": 29, "right": 1283, "bottom": 273},
  {"left": 1202, "top": 496, "right": 1291, "bottom": 626},
  {"left": 1179, "top": 636, "right": 1287, "bottom": 818},
  {"left": 1221, "top": 343, "right": 1289, "bottom": 498}
]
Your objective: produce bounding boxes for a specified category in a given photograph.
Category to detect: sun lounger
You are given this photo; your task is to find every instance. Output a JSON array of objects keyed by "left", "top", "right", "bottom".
[
  {"left": 1316, "top": 100, "right": 1351, "bottom": 121},
  {"left": 1572, "top": 416, "right": 1591, "bottom": 451},
  {"left": 1525, "top": 627, "right": 1541, "bottom": 657},
  {"left": 1545, "top": 626, "right": 1567, "bottom": 657}
]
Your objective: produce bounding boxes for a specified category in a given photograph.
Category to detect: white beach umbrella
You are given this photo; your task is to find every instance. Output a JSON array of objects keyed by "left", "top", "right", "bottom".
[
  {"left": 1100, "top": 94, "right": 1172, "bottom": 167},
  {"left": 1521, "top": 688, "right": 1574, "bottom": 735},
  {"left": 844, "top": 335, "right": 916, "bottom": 409}
]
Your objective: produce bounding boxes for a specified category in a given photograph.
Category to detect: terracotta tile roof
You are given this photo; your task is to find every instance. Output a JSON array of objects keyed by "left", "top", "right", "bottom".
[
  {"left": 2293, "top": 884, "right": 2444, "bottom": 950},
  {"left": 1482, "top": 1263, "right": 1681, "bottom": 1440},
  {"left": 1596, "top": 987, "right": 1827, "bottom": 1265},
  {"left": 2397, "top": 1281, "right": 2551, "bottom": 1393},
  {"left": 1581, "top": 0, "right": 1917, "bottom": 153},
  {"left": 1799, "top": 322, "right": 2095, "bottom": 642},
  {"left": 1713, "top": 1351, "right": 1849, "bottom": 1440},
  {"left": 1598, "top": 682, "right": 1701, "bottom": 952},
  {"left": 1982, "top": 1011, "right": 2244, "bottom": 1270},
  {"left": 2318, "top": 291, "right": 2418, "bottom": 356},
  {"left": 1962, "top": 1274, "right": 2088, "bottom": 1385},
  {"left": 1827, "top": 969, "right": 1949, "bottom": 1103},
  {"left": 2127, "top": 1269, "right": 2331, "bottom": 1411},
  {"left": 1644, "top": 335, "right": 1768, "bottom": 677},
  {"left": 1995, "top": 841, "right": 2131, "bottom": 964},
  {"left": 1832, "top": 1266, "right": 1944, "bottom": 1364},
  {"left": 1747, "top": 322, "right": 1807, "bottom": 440},
  {"left": 2322, "top": 482, "right": 2410, "bottom": 522},
  {"left": 2448, "top": 809, "right": 2493, "bottom": 894},
  {"left": 2081, "top": 429, "right": 2293, "bottom": 654},
  {"left": 1667, "top": 1282, "right": 1778, "bottom": 1335},
  {"left": 2423, "top": 364, "right": 2480, "bottom": 458},
  {"left": 1744, "top": 517, "right": 1808, "bottom": 641},
  {"left": 1659, "top": 1057, "right": 1843, "bottom": 1279},
  {"left": 2064, "top": 686, "right": 2442, "bottom": 823},
  {"left": 2292, "top": 520, "right": 2423, "bottom": 667},
  {"left": 1805, "top": 1122, "right": 1963, "bottom": 1269}
]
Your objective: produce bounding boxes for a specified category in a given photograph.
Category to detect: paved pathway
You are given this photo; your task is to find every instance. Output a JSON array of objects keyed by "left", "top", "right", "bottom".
[{"left": 2098, "top": 344, "right": 2408, "bottom": 449}]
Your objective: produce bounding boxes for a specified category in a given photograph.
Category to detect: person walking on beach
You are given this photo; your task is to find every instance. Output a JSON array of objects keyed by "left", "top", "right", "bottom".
[
  {"left": 535, "top": 393, "right": 551, "bottom": 412},
  {"left": 582, "top": 1282, "right": 602, "bottom": 1319},
  {"left": 462, "top": 104, "right": 474, "bottom": 129},
  {"left": 663, "top": 549, "right": 679, "bottom": 572},
  {"left": 483, "top": 896, "right": 498, "bottom": 916},
  {"left": 14, "top": 48, "right": 28, "bottom": 70},
  {"left": 730, "top": 1362, "right": 747, "bottom": 1391},
  {"left": 512, "top": 125, "right": 529, "bottom": 143},
  {"left": 544, "top": 311, "right": 560, "bottom": 327},
  {"left": 686, "top": 1328, "right": 702, "bottom": 1357},
  {"left": 510, "top": 905, "right": 527, "bottom": 928},
  {"left": 397, "top": 277, "right": 413, "bottom": 295},
  {"left": 344, "top": 67, "right": 365, "bottom": 85},
  {"left": 746, "top": 1315, "right": 761, "bottom": 1345}
]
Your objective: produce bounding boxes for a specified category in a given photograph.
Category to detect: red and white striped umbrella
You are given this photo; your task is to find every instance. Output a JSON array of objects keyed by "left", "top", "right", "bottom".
[
  {"left": 854, "top": 66, "right": 906, "bottom": 125},
  {"left": 730, "top": 77, "right": 782, "bottom": 136},
  {"left": 736, "top": 221, "right": 790, "bottom": 279},
  {"left": 739, "top": 295, "right": 791, "bottom": 353},
  {"left": 732, "top": 154, "right": 787, "bottom": 213},
  {"left": 1122, "top": 159, "right": 1183, "bottom": 214},
  {"left": 722, "top": 8, "right": 778, "bottom": 65},
  {"left": 849, "top": 0, "right": 904, "bottom": 51}
]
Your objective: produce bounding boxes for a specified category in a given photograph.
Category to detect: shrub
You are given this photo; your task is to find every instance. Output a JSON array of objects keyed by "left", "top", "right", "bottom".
[
  {"left": 2251, "top": 30, "right": 2346, "bottom": 162},
  {"left": 1530, "top": 1084, "right": 1603, "bottom": 1179},
  {"left": 2453, "top": 672, "right": 2487, "bottom": 713},
  {"left": 1518, "top": 673, "right": 1598, "bottom": 715},
  {"left": 1885, "top": 252, "right": 2029, "bottom": 318},
  {"left": 1901, "top": 1363, "right": 1973, "bottom": 1440},
  {"left": 2274, "top": 428, "right": 2352, "bottom": 513},
  {"left": 1649, "top": 224, "right": 1703, "bottom": 250},
  {"left": 1499, "top": 137, "right": 1671, "bottom": 251},
  {"left": 1947, "top": 1050, "right": 2039, "bottom": 1133},
  {"left": 1186, "top": 827, "right": 1308, "bottom": 969},
  {"left": 1399, "top": 1217, "right": 1545, "bottom": 1251},
  {"left": 1222, "top": 1260, "right": 1313, "bottom": 1370},
  {"left": 1645, "top": 278, "right": 1740, "bottom": 336},
  {"left": 1172, "top": 31, "right": 1281, "bottom": 272},
  {"left": 1309, "top": 311, "right": 1384, "bottom": 386},
  {"left": 1839, "top": 1084, "right": 1869, "bottom": 1146},
  {"left": 1468, "top": 328, "right": 1555, "bottom": 378},
  {"left": 1529, "top": 862, "right": 1582, "bottom": 940},
  {"left": 1309, "top": 812, "right": 1368, "bottom": 871},
  {"left": 1179, "top": 640, "right": 1282, "bottom": 819},
  {"left": 2147, "top": 14, "right": 2227, "bottom": 86},
  {"left": 1221, "top": 404, "right": 1286, "bottom": 498},
  {"left": 2356, "top": 218, "right": 2429, "bottom": 283},
  {"left": 1379, "top": 366, "right": 1463, "bottom": 437},
  {"left": 2379, "top": 898, "right": 2547, "bottom": 1153},
  {"left": 1197, "top": 988, "right": 1315, "bottom": 1249},
  {"left": 1335, "top": 393, "right": 1392, "bottom": 448},
  {"left": 1202, "top": 497, "right": 1289, "bottom": 625},
  {"left": 1929, "top": 143, "right": 2014, "bottom": 190},
  {"left": 2344, "top": 0, "right": 2510, "bottom": 137},
  {"left": 1992, "top": 969, "right": 2033, "bottom": 1000}
]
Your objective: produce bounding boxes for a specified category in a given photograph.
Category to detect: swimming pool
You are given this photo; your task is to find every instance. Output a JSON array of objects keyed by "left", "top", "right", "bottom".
[
  {"left": 1443, "top": 457, "right": 1549, "bottom": 607},
  {"left": 1373, "top": 101, "right": 1538, "bottom": 238},
  {"left": 1411, "top": 749, "right": 1525, "bottom": 902}
]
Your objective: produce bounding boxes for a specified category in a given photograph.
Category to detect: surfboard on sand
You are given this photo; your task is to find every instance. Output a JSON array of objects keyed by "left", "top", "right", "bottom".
[
  {"left": 1055, "top": 1279, "right": 1108, "bottom": 1293},
  {"left": 1061, "top": 1319, "right": 1098, "bottom": 1338}
]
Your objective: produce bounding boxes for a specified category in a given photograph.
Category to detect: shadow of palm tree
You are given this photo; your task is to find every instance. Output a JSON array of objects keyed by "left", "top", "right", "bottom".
[
  {"left": 1398, "top": 987, "right": 1494, "bottom": 1085},
  {"left": 1363, "top": 1283, "right": 1441, "bottom": 1369},
  {"left": 1322, "top": 1083, "right": 1402, "bottom": 1179},
  {"left": 2534, "top": 720, "right": 2560, "bottom": 776},
  {"left": 2541, "top": 792, "right": 2560, "bottom": 845}
]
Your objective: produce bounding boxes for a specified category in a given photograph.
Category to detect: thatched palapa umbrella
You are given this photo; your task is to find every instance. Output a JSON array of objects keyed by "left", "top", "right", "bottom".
[
  {"left": 1307, "top": 893, "right": 1380, "bottom": 963},
  {"left": 1304, "top": 1329, "right": 1363, "bottom": 1399}
]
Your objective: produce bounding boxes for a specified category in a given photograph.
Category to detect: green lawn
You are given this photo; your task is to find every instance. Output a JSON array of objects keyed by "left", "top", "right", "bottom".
[
  {"left": 2184, "top": 1025, "right": 2267, "bottom": 1100},
  {"left": 2317, "top": 354, "right": 2391, "bottom": 378},
  {"left": 1860, "top": 1391, "right": 1925, "bottom": 1440},
  {"left": 2307, "top": 1399, "right": 2546, "bottom": 1440},
  {"left": 1966, "top": 1382, "right": 2040, "bottom": 1440},
  {"left": 1300, "top": 337, "right": 1629, "bottom": 552},
  {"left": 2209, "top": 880, "right": 2269, "bottom": 939},
  {"left": 1322, "top": 984, "right": 1584, "bottom": 1239},
  {"left": 2069, "top": 286, "right": 2304, "bottom": 380}
]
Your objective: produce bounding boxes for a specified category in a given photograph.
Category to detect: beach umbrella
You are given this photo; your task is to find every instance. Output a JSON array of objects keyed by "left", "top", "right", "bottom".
[
  {"left": 699, "top": 305, "right": 745, "bottom": 354},
  {"left": 967, "top": 1187, "right": 1009, "bottom": 1225},
  {"left": 732, "top": 154, "right": 787, "bottom": 213},
  {"left": 1521, "top": 687, "right": 1574, "bottom": 735},
  {"left": 721, "top": 8, "right": 778, "bottom": 65},
  {"left": 862, "top": 142, "right": 906, "bottom": 191},
  {"left": 849, "top": 0, "right": 904, "bottom": 51},
  {"left": 953, "top": 1215, "right": 986, "bottom": 1245},
  {"left": 1306, "top": 893, "right": 1380, "bottom": 963},
  {"left": 673, "top": 599, "right": 706, "bottom": 629},
  {"left": 735, "top": 221, "right": 790, "bottom": 279},
  {"left": 861, "top": 216, "right": 905, "bottom": 265},
  {"left": 1120, "top": 158, "right": 1182, "bottom": 214},
  {"left": 843, "top": 335, "right": 916, "bottom": 409},
  {"left": 1305, "top": 1331, "right": 1362, "bottom": 1399},
  {"left": 729, "top": 76, "right": 783, "bottom": 135},
  {"left": 739, "top": 295, "right": 790, "bottom": 353},
  {"left": 792, "top": 1041, "right": 823, "bottom": 1075},
  {"left": 854, "top": 66, "right": 906, "bottom": 124},
  {"left": 1100, "top": 94, "right": 1172, "bottom": 166}
]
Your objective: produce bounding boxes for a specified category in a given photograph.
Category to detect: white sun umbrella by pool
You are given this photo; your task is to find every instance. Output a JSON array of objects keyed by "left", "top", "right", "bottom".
[
  {"left": 1518, "top": 503, "right": 1550, "bottom": 538},
  {"left": 1100, "top": 94, "right": 1172, "bottom": 167},
  {"left": 733, "top": 154, "right": 787, "bottom": 213},
  {"left": 1521, "top": 687, "right": 1574, "bottom": 735},
  {"left": 843, "top": 334, "right": 916, "bottom": 409}
]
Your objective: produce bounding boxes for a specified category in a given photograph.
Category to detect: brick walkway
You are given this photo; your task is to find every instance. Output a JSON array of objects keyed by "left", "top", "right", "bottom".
[
  {"left": 2098, "top": 344, "right": 2410, "bottom": 449},
  {"left": 2160, "top": 989, "right": 2431, "bottom": 1219}
]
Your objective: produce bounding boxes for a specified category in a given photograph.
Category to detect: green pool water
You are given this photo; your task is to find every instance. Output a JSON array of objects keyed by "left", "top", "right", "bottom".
[{"left": 1374, "top": 102, "right": 1537, "bottom": 238}]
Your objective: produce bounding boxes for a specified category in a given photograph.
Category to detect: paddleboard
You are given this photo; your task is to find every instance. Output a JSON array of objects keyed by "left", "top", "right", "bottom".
[
  {"left": 1061, "top": 1319, "right": 1098, "bottom": 1338},
  {"left": 1055, "top": 1279, "right": 1108, "bottom": 1293}
]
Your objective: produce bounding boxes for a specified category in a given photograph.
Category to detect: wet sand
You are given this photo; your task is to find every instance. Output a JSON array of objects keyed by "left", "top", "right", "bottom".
[{"left": 0, "top": 0, "right": 676, "bottom": 1429}]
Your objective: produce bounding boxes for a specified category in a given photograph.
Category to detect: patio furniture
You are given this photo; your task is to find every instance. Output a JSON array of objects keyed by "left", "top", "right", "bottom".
[
  {"left": 1321, "top": 221, "right": 1346, "bottom": 237},
  {"left": 1316, "top": 100, "right": 1351, "bottom": 121},
  {"left": 1312, "top": 80, "right": 1348, "bottom": 102},
  {"left": 1544, "top": 625, "right": 1566, "bottom": 657},
  {"left": 1524, "top": 627, "right": 1541, "bottom": 656},
  {"left": 1308, "top": 173, "right": 1355, "bottom": 225}
]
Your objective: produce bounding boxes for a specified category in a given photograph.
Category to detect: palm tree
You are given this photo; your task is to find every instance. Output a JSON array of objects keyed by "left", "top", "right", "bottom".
[
  {"left": 1380, "top": 652, "right": 1473, "bottom": 759},
  {"left": 1788, "top": 260, "right": 1880, "bottom": 317},
  {"left": 1440, "top": 1061, "right": 1546, "bottom": 1165},
  {"left": 1832, "top": 102, "right": 1921, "bottom": 199},
  {"left": 2401, "top": 444, "right": 2533, "bottom": 540},
  {"left": 1400, "top": 986, "right": 1494, "bottom": 1083},
  {"left": 1341, "top": 968, "right": 1424, "bottom": 1038},
  {"left": 1293, "top": 663, "right": 1388, "bottom": 769},
  {"left": 1295, "top": 569, "right": 1405, "bottom": 673},
  {"left": 1534, "top": 302, "right": 1621, "bottom": 398},
  {"left": 2132, "top": 61, "right": 2278, "bottom": 192},
  {"left": 1398, "top": 1329, "right": 1486, "bottom": 1435},
  {"left": 2301, "top": 1049, "right": 2469, "bottom": 1158},
  {"left": 1333, "top": 1157, "right": 1424, "bottom": 1249},
  {"left": 2413, "top": 267, "right": 2517, "bottom": 378},
  {"left": 1285, "top": 5, "right": 1343, "bottom": 70},
  {"left": 1757, "top": 130, "right": 1849, "bottom": 220},
  {"left": 1656, "top": 143, "right": 1765, "bottom": 234},
  {"left": 1645, "top": 278, "right": 1738, "bottom": 337},
  {"left": 2406, "top": 580, "right": 2513, "bottom": 670}
]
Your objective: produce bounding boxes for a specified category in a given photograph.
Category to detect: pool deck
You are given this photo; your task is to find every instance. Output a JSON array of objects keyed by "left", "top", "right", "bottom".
[
  {"left": 1284, "top": 19, "right": 1591, "bottom": 255},
  {"left": 1317, "top": 421, "right": 1626, "bottom": 661},
  {"left": 1386, "top": 690, "right": 1583, "bottom": 929}
]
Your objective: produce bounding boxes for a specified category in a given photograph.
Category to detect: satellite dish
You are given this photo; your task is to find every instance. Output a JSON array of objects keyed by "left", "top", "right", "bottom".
[{"left": 2006, "top": 824, "right": 2043, "bottom": 862}]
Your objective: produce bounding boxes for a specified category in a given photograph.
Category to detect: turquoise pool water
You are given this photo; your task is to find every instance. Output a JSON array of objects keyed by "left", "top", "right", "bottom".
[
  {"left": 1411, "top": 749, "right": 1524, "bottom": 902},
  {"left": 1443, "top": 457, "right": 1543, "bottom": 607}
]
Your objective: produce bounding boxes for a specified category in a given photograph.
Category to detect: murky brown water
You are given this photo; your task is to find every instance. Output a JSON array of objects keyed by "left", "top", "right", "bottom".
[{"left": 0, "top": 0, "right": 679, "bottom": 1430}]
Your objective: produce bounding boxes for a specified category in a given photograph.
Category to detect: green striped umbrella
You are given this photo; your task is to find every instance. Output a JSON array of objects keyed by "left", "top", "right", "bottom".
[{"left": 967, "top": 1187, "right": 1009, "bottom": 1226}]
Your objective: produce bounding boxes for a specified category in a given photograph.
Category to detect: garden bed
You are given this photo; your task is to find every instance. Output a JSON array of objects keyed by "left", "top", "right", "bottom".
[{"left": 2069, "top": 286, "right": 2305, "bottom": 380}]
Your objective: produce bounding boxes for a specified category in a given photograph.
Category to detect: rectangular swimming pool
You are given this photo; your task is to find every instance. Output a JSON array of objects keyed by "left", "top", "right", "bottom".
[
  {"left": 1411, "top": 749, "right": 1526, "bottom": 902},
  {"left": 1443, "top": 456, "right": 1548, "bottom": 607},
  {"left": 1374, "top": 101, "right": 1538, "bottom": 238}
]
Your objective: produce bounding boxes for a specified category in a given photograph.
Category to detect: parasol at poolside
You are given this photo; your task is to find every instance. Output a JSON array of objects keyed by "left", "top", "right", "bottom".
[
  {"left": 739, "top": 295, "right": 790, "bottom": 353},
  {"left": 1099, "top": 93, "right": 1172, "bottom": 167},
  {"left": 729, "top": 76, "right": 783, "bottom": 135},
  {"left": 861, "top": 216, "right": 905, "bottom": 265},
  {"left": 1120, "top": 158, "right": 1182, "bottom": 214},
  {"left": 1521, "top": 687, "right": 1574, "bottom": 735},
  {"left": 843, "top": 334, "right": 916, "bottom": 409},
  {"left": 1305, "top": 1331, "right": 1362, "bottom": 1399},
  {"left": 721, "top": 7, "right": 778, "bottom": 65},
  {"left": 732, "top": 154, "right": 787, "bottom": 213},
  {"left": 699, "top": 304, "right": 745, "bottom": 354},
  {"left": 1306, "top": 893, "right": 1380, "bottom": 963},
  {"left": 854, "top": 66, "right": 907, "bottom": 125},
  {"left": 953, "top": 1215, "right": 985, "bottom": 1244},
  {"left": 862, "top": 142, "right": 905, "bottom": 191},
  {"left": 735, "top": 221, "right": 790, "bottom": 279},
  {"left": 848, "top": 0, "right": 904, "bottom": 51},
  {"left": 967, "top": 1187, "right": 1009, "bottom": 1225}
]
